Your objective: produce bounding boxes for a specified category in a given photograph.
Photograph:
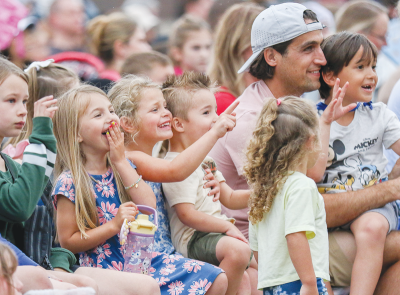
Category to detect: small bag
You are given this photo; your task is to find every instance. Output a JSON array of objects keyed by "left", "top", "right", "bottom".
[{"left": 120, "top": 205, "right": 158, "bottom": 274}]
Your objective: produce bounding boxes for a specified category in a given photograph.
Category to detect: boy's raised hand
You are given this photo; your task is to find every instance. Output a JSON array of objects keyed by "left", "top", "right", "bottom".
[
  {"left": 107, "top": 121, "right": 125, "bottom": 165},
  {"left": 211, "top": 100, "right": 239, "bottom": 138},
  {"left": 34, "top": 95, "right": 58, "bottom": 118},
  {"left": 321, "top": 78, "right": 356, "bottom": 125}
]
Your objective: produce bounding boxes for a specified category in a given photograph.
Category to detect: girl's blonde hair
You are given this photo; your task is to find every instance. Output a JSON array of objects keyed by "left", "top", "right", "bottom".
[
  {"left": 8, "top": 62, "right": 79, "bottom": 146},
  {"left": 0, "top": 56, "right": 28, "bottom": 87},
  {"left": 336, "top": 0, "right": 387, "bottom": 34},
  {"left": 169, "top": 14, "right": 211, "bottom": 65},
  {"left": 108, "top": 75, "right": 160, "bottom": 144},
  {"left": 208, "top": 3, "right": 263, "bottom": 97},
  {"left": 87, "top": 12, "right": 138, "bottom": 64},
  {"left": 244, "top": 96, "right": 319, "bottom": 224},
  {"left": 53, "top": 85, "right": 131, "bottom": 238},
  {"left": 0, "top": 243, "right": 18, "bottom": 295}
]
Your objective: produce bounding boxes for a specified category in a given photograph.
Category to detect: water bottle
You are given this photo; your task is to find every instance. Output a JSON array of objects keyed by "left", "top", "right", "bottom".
[{"left": 120, "top": 205, "right": 158, "bottom": 274}]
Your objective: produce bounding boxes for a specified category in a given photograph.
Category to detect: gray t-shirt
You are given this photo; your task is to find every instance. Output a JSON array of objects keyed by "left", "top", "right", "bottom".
[{"left": 317, "top": 102, "right": 400, "bottom": 193}]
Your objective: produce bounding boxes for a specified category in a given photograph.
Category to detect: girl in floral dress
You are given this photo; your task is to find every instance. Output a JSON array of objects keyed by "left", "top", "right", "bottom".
[
  {"left": 52, "top": 84, "right": 227, "bottom": 295},
  {"left": 108, "top": 75, "right": 246, "bottom": 295}
]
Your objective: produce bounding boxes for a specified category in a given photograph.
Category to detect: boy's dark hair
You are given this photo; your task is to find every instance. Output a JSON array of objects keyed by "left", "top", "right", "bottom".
[
  {"left": 162, "top": 71, "right": 217, "bottom": 120},
  {"left": 249, "top": 9, "right": 319, "bottom": 80},
  {"left": 121, "top": 51, "right": 172, "bottom": 77},
  {"left": 319, "top": 32, "right": 378, "bottom": 99}
]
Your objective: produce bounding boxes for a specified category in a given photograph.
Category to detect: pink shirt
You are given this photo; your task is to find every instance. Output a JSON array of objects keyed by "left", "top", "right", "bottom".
[{"left": 209, "top": 80, "right": 275, "bottom": 239}]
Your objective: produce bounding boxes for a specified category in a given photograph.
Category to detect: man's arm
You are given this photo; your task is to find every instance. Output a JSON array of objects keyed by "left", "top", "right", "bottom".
[{"left": 323, "top": 179, "right": 400, "bottom": 228}]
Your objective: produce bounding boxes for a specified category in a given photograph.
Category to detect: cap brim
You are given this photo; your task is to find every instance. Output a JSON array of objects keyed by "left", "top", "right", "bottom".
[{"left": 237, "top": 48, "right": 263, "bottom": 74}]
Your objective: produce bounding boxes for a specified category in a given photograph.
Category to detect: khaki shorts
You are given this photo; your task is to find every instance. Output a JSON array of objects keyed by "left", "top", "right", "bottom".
[{"left": 328, "top": 230, "right": 353, "bottom": 287}]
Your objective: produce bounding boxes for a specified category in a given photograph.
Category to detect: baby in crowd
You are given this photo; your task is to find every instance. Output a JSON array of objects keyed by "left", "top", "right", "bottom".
[
  {"left": 161, "top": 72, "right": 259, "bottom": 295},
  {"left": 316, "top": 32, "right": 400, "bottom": 295}
]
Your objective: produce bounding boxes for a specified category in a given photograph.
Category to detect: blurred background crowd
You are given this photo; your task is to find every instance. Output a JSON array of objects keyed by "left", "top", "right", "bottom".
[{"left": 0, "top": 0, "right": 399, "bottom": 102}]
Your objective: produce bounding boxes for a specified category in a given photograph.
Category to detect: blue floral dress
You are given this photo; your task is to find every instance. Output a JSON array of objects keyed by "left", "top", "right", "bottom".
[{"left": 52, "top": 169, "right": 224, "bottom": 295}]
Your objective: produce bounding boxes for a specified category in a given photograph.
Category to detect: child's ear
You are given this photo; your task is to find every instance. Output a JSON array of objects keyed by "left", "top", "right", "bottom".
[
  {"left": 321, "top": 70, "right": 337, "bottom": 87},
  {"left": 170, "top": 47, "right": 183, "bottom": 63},
  {"left": 263, "top": 48, "right": 278, "bottom": 67},
  {"left": 120, "top": 116, "right": 137, "bottom": 134},
  {"left": 171, "top": 117, "right": 185, "bottom": 132}
]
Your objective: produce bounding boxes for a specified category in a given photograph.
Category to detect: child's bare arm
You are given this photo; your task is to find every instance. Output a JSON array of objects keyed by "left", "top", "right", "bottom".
[
  {"left": 126, "top": 101, "right": 239, "bottom": 183},
  {"left": 286, "top": 231, "right": 318, "bottom": 294},
  {"left": 108, "top": 123, "right": 156, "bottom": 209},
  {"left": 174, "top": 203, "right": 248, "bottom": 243},
  {"left": 56, "top": 196, "right": 138, "bottom": 253},
  {"left": 307, "top": 79, "right": 355, "bottom": 182},
  {"left": 218, "top": 182, "right": 249, "bottom": 210}
]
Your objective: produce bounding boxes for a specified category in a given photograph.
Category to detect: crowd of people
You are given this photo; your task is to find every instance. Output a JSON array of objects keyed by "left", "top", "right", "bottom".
[{"left": 1, "top": 0, "right": 400, "bottom": 294}]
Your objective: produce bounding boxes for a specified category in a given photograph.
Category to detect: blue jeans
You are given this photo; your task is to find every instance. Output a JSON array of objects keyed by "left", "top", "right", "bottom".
[{"left": 263, "top": 278, "right": 328, "bottom": 295}]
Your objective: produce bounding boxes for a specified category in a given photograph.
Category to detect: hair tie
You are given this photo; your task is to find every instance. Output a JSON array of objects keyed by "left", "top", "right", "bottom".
[
  {"left": 24, "top": 59, "right": 54, "bottom": 73},
  {"left": 276, "top": 99, "right": 281, "bottom": 106}
]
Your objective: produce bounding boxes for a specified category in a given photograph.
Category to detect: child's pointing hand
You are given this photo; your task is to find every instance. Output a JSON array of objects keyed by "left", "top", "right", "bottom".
[{"left": 211, "top": 100, "right": 239, "bottom": 138}]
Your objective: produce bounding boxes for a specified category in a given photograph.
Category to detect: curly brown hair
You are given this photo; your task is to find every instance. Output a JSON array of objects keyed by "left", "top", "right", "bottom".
[{"left": 243, "top": 96, "right": 319, "bottom": 224}]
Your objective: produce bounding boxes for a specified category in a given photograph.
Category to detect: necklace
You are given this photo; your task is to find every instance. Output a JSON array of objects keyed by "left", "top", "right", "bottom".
[{"left": 89, "top": 171, "right": 114, "bottom": 186}]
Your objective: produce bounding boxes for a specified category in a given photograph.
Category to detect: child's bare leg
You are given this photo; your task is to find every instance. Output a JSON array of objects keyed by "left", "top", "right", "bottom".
[
  {"left": 324, "top": 281, "right": 333, "bottom": 295},
  {"left": 237, "top": 270, "right": 251, "bottom": 295},
  {"left": 205, "top": 273, "right": 228, "bottom": 295},
  {"left": 15, "top": 266, "right": 53, "bottom": 293},
  {"left": 350, "top": 212, "right": 389, "bottom": 295},
  {"left": 216, "top": 236, "right": 251, "bottom": 295},
  {"left": 75, "top": 266, "right": 160, "bottom": 295},
  {"left": 48, "top": 269, "right": 98, "bottom": 292},
  {"left": 246, "top": 257, "right": 261, "bottom": 295}
]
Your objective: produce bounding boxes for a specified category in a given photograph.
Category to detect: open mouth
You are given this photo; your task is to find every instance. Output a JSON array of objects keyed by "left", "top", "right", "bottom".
[
  {"left": 159, "top": 122, "right": 170, "bottom": 128},
  {"left": 361, "top": 85, "right": 373, "bottom": 91}
]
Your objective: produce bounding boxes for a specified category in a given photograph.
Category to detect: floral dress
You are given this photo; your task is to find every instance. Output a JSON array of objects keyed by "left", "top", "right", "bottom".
[{"left": 52, "top": 169, "right": 224, "bottom": 295}]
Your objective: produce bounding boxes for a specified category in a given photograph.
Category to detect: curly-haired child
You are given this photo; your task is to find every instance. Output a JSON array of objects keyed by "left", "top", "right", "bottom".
[{"left": 244, "top": 97, "right": 331, "bottom": 295}]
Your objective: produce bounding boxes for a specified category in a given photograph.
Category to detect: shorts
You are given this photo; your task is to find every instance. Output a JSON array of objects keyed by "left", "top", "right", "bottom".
[
  {"left": 328, "top": 231, "right": 353, "bottom": 287},
  {"left": 339, "top": 201, "right": 399, "bottom": 233},
  {"left": 263, "top": 278, "right": 328, "bottom": 295},
  {"left": 187, "top": 231, "right": 253, "bottom": 268}
]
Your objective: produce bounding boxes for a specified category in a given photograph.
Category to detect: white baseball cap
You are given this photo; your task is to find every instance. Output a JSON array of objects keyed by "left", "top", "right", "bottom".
[{"left": 238, "top": 2, "right": 324, "bottom": 74}]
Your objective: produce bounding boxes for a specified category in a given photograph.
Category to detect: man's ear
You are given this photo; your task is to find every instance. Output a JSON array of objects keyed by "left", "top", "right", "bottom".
[
  {"left": 120, "top": 116, "right": 137, "bottom": 134},
  {"left": 321, "top": 70, "right": 337, "bottom": 87},
  {"left": 263, "top": 48, "right": 278, "bottom": 67},
  {"left": 171, "top": 117, "right": 185, "bottom": 133}
]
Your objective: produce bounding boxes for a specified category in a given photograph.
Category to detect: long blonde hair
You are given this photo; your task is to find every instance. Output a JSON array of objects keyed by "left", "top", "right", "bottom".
[
  {"left": 336, "top": 0, "right": 387, "bottom": 34},
  {"left": 108, "top": 75, "right": 160, "bottom": 144},
  {"left": 87, "top": 12, "right": 138, "bottom": 65},
  {"left": 0, "top": 243, "right": 18, "bottom": 295},
  {"left": 243, "top": 97, "right": 319, "bottom": 224},
  {"left": 208, "top": 3, "right": 263, "bottom": 97},
  {"left": 8, "top": 62, "right": 78, "bottom": 146},
  {"left": 53, "top": 85, "right": 131, "bottom": 238}
]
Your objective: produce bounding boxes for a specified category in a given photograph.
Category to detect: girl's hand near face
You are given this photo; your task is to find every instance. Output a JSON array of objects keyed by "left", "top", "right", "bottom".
[
  {"left": 107, "top": 122, "right": 125, "bottom": 165},
  {"left": 34, "top": 95, "right": 58, "bottom": 118}
]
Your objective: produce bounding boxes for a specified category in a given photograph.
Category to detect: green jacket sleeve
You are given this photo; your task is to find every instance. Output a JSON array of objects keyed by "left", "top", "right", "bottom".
[{"left": 0, "top": 117, "right": 57, "bottom": 223}]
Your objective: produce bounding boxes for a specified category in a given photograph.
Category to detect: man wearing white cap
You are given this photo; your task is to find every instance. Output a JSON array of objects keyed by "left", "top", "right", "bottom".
[{"left": 210, "top": 2, "right": 400, "bottom": 294}]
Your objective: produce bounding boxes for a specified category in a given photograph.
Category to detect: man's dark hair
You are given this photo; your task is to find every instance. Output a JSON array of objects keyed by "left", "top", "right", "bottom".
[
  {"left": 249, "top": 9, "right": 318, "bottom": 80},
  {"left": 319, "top": 32, "right": 378, "bottom": 99}
]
